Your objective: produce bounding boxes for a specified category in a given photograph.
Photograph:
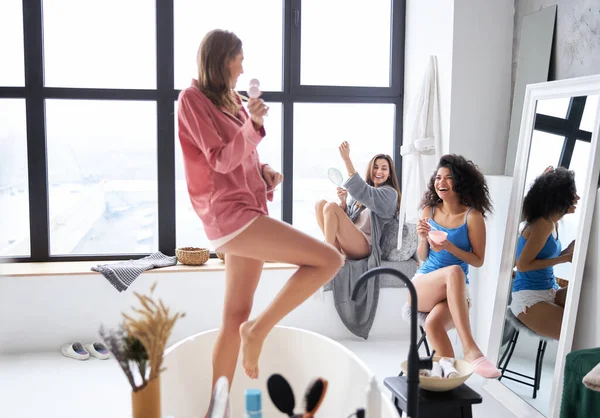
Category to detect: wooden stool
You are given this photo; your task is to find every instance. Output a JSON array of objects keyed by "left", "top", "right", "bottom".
[{"left": 384, "top": 375, "right": 482, "bottom": 418}]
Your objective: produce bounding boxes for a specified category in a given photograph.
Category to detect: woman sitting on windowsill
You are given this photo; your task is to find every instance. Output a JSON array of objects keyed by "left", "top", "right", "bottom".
[{"left": 314, "top": 141, "right": 402, "bottom": 260}]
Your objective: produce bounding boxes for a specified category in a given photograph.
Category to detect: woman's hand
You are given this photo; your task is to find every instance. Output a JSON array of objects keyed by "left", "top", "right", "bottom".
[
  {"left": 559, "top": 239, "right": 576, "bottom": 263},
  {"left": 428, "top": 236, "right": 449, "bottom": 252},
  {"left": 339, "top": 141, "right": 351, "bottom": 161},
  {"left": 248, "top": 96, "right": 269, "bottom": 127},
  {"left": 416, "top": 218, "right": 431, "bottom": 240},
  {"left": 337, "top": 187, "right": 348, "bottom": 205},
  {"left": 262, "top": 165, "right": 283, "bottom": 191}
]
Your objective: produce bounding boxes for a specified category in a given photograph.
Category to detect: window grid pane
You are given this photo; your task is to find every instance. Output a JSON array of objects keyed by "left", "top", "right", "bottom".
[
  {"left": 46, "top": 100, "right": 158, "bottom": 255},
  {"left": 535, "top": 98, "right": 570, "bottom": 119},
  {"left": 174, "top": 0, "right": 284, "bottom": 91},
  {"left": 43, "top": 0, "right": 156, "bottom": 88},
  {"left": 301, "top": 0, "right": 392, "bottom": 87},
  {"left": 293, "top": 103, "right": 395, "bottom": 239},
  {"left": 0, "top": 99, "right": 30, "bottom": 257},
  {"left": 524, "top": 131, "right": 564, "bottom": 193},
  {"left": 0, "top": 1, "right": 25, "bottom": 86}
]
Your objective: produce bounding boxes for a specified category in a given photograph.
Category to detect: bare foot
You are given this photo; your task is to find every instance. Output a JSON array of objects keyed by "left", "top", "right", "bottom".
[{"left": 239, "top": 320, "right": 264, "bottom": 379}]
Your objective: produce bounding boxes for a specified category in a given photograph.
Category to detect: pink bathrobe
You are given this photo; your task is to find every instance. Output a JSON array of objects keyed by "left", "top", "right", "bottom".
[{"left": 177, "top": 80, "right": 272, "bottom": 241}]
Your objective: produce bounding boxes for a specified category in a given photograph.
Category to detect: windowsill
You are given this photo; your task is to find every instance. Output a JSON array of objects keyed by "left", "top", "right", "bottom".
[{"left": 0, "top": 258, "right": 297, "bottom": 278}]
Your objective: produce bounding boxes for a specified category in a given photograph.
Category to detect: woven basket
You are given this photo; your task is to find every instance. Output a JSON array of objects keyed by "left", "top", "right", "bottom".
[
  {"left": 175, "top": 247, "right": 210, "bottom": 266},
  {"left": 556, "top": 277, "right": 569, "bottom": 289},
  {"left": 216, "top": 252, "right": 225, "bottom": 262}
]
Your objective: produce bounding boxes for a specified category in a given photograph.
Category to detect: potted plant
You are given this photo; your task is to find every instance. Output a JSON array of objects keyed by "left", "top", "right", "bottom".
[{"left": 99, "top": 283, "right": 185, "bottom": 418}]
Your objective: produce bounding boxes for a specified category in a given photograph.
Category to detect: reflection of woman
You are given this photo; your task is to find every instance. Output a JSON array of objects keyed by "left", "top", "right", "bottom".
[
  {"left": 178, "top": 29, "right": 344, "bottom": 384},
  {"left": 315, "top": 141, "right": 401, "bottom": 260},
  {"left": 409, "top": 154, "right": 500, "bottom": 378},
  {"left": 510, "top": 166, "right": 579, "bottom": 340}
]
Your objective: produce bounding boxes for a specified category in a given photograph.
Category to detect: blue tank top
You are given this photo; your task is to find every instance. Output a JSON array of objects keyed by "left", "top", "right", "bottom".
[
  {"left": 513, "top": 226, "right": 561, "bottom": 292},
  {"left": 417, "top": 207, "right": 472, "bottom": 284}
]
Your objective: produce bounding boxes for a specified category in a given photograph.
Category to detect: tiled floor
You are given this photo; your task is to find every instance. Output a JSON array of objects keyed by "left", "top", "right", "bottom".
[{"left": 0, "top": 338, "right": 523, "bottom": 418}]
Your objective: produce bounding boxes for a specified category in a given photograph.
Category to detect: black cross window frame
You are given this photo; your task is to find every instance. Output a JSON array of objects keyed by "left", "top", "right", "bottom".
[{"left": 534, "top": 96, "right": 592, "bottom": 169}]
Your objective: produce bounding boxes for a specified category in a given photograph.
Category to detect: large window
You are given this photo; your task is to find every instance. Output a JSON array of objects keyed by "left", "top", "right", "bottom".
[{"left": 0, "top": 0, "right": 405, "bottom": 262}]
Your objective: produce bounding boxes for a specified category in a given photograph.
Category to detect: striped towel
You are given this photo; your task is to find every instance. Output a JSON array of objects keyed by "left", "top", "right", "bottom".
[{"left": 91, "top": 252, "right": 177, "bottom": 292}]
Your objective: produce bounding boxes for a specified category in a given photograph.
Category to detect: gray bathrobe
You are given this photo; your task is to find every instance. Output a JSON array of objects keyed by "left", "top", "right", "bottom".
[{"left": 329, "top": 174, "right": 398, "bottom": 339}]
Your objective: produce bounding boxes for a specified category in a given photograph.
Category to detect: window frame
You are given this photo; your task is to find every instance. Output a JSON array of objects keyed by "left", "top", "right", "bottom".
[
  {"left": 534, "top": 96, "right": 593, "bottom": 169},
  {"left": 0, "top": 0, "right": 405, "bottom": 262}
]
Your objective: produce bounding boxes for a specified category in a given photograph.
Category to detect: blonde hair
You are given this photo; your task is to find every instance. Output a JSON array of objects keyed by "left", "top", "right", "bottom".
[{"left": 197, "top": 29, "right": 242, "bottom": 114}]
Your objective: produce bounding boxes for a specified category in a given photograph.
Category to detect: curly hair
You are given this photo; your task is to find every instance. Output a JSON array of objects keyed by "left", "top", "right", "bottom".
[
  {"left": 522, "top": 167, "right": 576, "bottom": 223},
  {"left": 420, "top": 154, "right": 493, "bottom": 217}
]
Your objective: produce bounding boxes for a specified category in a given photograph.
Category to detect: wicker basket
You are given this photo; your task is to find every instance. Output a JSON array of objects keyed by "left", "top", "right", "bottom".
[
  {"left": 556, "top": 277, "right": 569, "bottom": 289},
  {"left": 216, "top": 252, "right": 225, "bottom": 262},
  {"left": 175, "top": 247, "right": 210, "bottom": 266}
]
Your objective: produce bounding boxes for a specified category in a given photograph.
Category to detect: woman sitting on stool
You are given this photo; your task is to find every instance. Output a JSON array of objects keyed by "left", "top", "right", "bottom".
[
  {"left": 409, "top": 154, "right": 500, "bottom": 378},
  {"left": 510, "top": 166, "right": 578, "bottom": 340}
]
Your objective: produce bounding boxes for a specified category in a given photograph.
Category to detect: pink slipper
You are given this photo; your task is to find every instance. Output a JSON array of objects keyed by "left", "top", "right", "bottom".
[{"left": 472, "top": 356, "right": 501, "bottom": 379}]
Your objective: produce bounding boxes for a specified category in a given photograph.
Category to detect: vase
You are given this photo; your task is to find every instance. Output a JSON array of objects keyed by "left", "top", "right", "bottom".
[{"left": 132, "top": 377, "right": 161, "bottom": 418}]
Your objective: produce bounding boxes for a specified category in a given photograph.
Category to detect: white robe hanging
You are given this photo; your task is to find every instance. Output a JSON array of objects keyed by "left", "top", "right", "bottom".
[{"left": 397, "top": 55, "right": 442, "bottom": 249}]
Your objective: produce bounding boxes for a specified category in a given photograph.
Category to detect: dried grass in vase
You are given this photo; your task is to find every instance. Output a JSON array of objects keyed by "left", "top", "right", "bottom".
[{"left": 100, "top": 283, "right": 185, "bottom": 392}]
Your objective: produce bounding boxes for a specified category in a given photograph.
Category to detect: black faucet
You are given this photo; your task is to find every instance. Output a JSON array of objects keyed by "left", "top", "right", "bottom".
[{"left": 351, "top": 267, "right": 434, "bottom": 418}]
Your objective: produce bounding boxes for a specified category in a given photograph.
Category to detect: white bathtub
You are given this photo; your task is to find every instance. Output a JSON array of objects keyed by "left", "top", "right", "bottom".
[{"left": 161, "top": 326, "right": 399, "bottom": 418}]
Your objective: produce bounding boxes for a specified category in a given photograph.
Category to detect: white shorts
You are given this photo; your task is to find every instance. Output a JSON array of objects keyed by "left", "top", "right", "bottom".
[
  {"left": 510, "top": 288, "right": 557, "bottom": 317},
  {"left": 209, "top": 216, "right": 260, "bottom": 251}
]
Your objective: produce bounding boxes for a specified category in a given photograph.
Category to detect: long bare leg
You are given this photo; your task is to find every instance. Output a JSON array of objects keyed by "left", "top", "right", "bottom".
[
  {"left": 323, "top": 202, "right": 370, "bottom": 260},
  {"left": 517, "top": 302, "right": 564, "bottom": 340},
  {"left": 424, "top": 301, "right": 455, "bottom": 358},
  {"left": 211, "top": 254, "right": 263, "bottom": 389},
  {"left": 315, "top": 200, "right": 341, "bottom": 250},
  {"left": 315, "top": 200, "right": 327, "bottom": 233},
  {"left": 219, "top": 216, "right": 344, "bottom": 378},
  {"left": 444, "top": 266, "right": 481, "bottom": 362},
  {"left": 410, "top": 266, "right": 499, "bottom": 377}
]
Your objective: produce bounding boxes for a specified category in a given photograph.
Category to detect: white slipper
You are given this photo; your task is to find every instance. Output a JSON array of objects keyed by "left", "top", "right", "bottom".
[
  {"left": 61, "top": 342, "right": 89, "bottom": 360},
  {"left": 85, "top": 342, "right": 110, "bottom": 360}
]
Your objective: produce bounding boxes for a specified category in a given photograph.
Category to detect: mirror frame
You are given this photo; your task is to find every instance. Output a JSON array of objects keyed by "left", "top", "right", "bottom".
[{"left": 484, "top": 74, "right": 600, "bottom": 418}]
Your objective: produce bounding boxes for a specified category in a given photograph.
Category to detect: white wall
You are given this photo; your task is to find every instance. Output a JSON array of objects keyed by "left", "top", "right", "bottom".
[
  {"left": 0, "top": 269, "right": 411, "bottom": 354},
  {"left": 448, "top": 0, "right": 513, "bottom": 174},
  {"left": 403, "top": 0, "right": 513, "bottom": 174},
  {"left": 403, "top": 0, "right": 454, "bottom": 154}
]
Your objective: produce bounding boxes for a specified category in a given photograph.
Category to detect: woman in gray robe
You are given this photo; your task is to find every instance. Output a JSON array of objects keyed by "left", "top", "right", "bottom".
[{"left": 315, "top": 141, "right": 401, "bottom": 338}]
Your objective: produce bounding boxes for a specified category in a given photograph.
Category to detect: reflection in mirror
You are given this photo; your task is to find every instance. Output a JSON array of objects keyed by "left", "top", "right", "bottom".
[{"left": 496, "top": 94, "right": 599, "bottom": 416}]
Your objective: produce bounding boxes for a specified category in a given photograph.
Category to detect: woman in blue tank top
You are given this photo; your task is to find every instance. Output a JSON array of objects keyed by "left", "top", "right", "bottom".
[
  {"left": 409, "top": 155, "right": 500, "bottom": 378},
  {"left": 510, "top": 166, "right": 578, "bottom": 340}
]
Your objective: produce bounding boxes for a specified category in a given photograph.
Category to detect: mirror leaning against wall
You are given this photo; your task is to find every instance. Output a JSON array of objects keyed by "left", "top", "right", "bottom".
[{"left": 484, "top": 74, "right": 600, "bottom": 418}]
